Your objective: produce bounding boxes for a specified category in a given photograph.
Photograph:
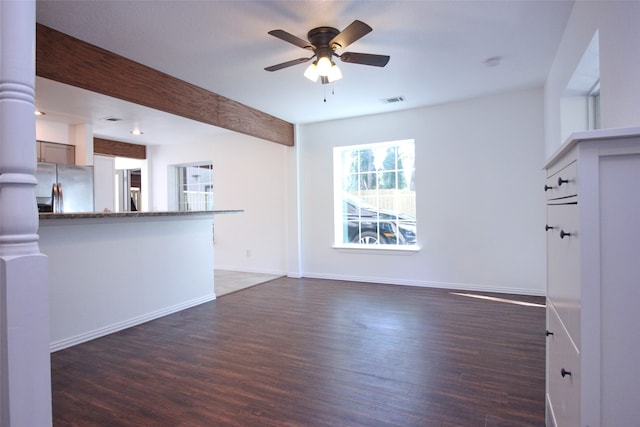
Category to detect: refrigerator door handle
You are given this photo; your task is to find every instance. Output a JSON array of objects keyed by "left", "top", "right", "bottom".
[
  {"left": 51, "top": 183, "right": 64, "bottom": 213},
  {"left": 57, "top": 183, "right": 63, "bottom": 213},
  {"left": 51, "top": 183, "right": 58, "bottom": 213}
]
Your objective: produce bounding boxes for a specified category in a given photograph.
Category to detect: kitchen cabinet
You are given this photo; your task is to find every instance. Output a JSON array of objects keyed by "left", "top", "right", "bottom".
[
  {"left": 544, "top": 127, "right": 640, "bottom": 426},
  {"left": 37, "top": 140, "right": 75, "bottom": 164}
]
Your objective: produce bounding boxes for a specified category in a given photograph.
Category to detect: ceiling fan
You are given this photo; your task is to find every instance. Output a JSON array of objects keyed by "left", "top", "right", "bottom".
[{"left": 265, "top": 20, "right": 390, "bottom": 84}]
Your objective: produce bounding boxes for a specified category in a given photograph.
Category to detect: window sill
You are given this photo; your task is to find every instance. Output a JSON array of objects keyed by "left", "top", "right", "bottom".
[{"left": 332, "top": 244, "right": 420, "bottom": 255}]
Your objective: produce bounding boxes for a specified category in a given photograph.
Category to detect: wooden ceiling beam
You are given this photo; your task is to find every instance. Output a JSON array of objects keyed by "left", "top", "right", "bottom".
[
  {"left": 94, "top": 138, "right": 146, "bottom": 159},
  {"left": 36, "top": 24, "right": 294, "bottom": 147}
]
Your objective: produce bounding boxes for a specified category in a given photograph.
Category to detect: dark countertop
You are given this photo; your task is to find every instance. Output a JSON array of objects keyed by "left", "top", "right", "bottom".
[{"left": 39, "top": 210, "right": 243, "bottom": 220}]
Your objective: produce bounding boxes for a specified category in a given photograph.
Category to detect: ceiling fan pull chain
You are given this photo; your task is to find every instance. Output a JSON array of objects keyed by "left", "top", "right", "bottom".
[{"left": 324, "top": 85, "right": 327, "bottom": 102}]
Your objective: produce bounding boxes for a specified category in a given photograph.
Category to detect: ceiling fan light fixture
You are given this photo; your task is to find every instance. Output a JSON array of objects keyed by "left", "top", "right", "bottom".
[
  {"left": 266, "top": 20, "right": 389, "bottom": 90},
  {"left": 327, "top": 63, "right": 342, "bottom": 82},
  {"left": 316, "top": 55, "right": 333, "bottom": 76},
  {"left": 304, "top": 61, "right": 319, "bottom": 82}
]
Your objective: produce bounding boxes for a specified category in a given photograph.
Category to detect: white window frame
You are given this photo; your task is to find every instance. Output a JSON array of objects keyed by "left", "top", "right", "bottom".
[
  {"left": 333, "top": 139, "right": 418, "bottom": 251},
  {"left": 172, "top": 162, "right": 214, "bottom": 212}
]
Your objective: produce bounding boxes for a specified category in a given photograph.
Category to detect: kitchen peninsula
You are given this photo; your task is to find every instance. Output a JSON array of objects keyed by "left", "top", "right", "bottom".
[{"left": 39, "top": 210, "right": 241, "bottom": 351}]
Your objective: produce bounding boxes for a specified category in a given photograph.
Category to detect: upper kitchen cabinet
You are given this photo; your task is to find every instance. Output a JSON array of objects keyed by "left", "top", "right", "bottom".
[{"left": 37, "top": 140, "right": 75, "bottom": 164}]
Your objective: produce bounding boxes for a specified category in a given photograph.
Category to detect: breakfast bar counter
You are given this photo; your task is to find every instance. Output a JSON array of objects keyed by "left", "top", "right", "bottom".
[
  {"left": 39, "top": 209, "right": 242, "bottom": 220},
  {"left": 39, "top": 210, "right": 241, "bottom": 351}
]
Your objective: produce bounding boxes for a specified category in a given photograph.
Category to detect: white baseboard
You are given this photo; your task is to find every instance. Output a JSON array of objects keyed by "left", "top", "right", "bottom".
[
  {"left": 214, "top": 265, "right": 286, "bottom": 276},
  {"left": 301, "top": 272, "right": 545, "bottom": 296},
  {"left": 50, "top": 293, "right": 217, "bottom": 353}
]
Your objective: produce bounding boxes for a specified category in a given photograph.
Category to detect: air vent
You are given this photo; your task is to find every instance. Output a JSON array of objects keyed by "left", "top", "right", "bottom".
[
  {"left": 382, "top": 96, "right": 405, "bottom": 104},
  {"left": 103, "top": 116, "right": 123, "bottom": 122}
]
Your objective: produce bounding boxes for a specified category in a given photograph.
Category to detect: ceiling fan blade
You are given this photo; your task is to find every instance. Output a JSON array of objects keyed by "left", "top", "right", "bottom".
[
  {"left": 264, "top": 57, "right": 311, "bottom": 72},
  {"left": 268, "top": 29, "right": 313, "bottom": 50},
  {"left": 330, "top": 20, "right": 372, "bottom": 50},
  {"left": 339, "top": 52, "right": 390, "bottom": 67}
]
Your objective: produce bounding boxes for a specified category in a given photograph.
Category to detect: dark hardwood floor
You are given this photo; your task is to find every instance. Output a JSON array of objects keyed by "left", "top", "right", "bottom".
[{"left": 51, "top": 277, "right": 546, "bottom": 426}]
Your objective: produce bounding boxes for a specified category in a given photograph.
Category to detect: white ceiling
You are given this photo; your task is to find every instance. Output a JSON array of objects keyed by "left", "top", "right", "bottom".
[{"left": 35, "top": 0, "right": 575, "bottom": 146}]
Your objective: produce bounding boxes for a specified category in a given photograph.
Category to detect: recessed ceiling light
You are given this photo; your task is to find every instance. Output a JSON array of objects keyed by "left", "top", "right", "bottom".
[
  {"left": 35, "top": 110, "right": 45, "bottom": 116},
  {"left": 130, "top": 129, "right": 144, "bottom": 136}
]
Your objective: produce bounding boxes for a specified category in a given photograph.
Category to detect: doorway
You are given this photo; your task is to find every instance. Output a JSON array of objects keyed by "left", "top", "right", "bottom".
[{"left": 115, "top": 168, "right": 141, "bottom": 211}]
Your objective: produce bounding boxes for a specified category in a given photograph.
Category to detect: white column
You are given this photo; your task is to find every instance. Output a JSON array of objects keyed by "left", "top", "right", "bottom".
[
  {"left": 0, "top": 1, "right": 53, "bottom": 426},
  {"left": 70, "top": 123, "right": 94, "bottom": 166}
]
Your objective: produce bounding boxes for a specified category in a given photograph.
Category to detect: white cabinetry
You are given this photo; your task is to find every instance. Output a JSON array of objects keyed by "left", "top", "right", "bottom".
[
  {"left": 37, "top": 140, "right": 75, "bottom": 164},
  {"left": 545, "top": 127, "right": 640, "bottom": 426},
  {"left": 93, "top": 155, "right": 116, "bottom": 212}
]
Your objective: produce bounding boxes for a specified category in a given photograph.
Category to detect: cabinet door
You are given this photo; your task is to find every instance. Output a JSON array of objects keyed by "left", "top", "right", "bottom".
[
  {"left": 39, "top": 141, "right": 75, "bottom": 164},
  {"left": 599, "top": 153, "right": 640, "bottom": 426},
  {"left": 93, "top": 155, "right": 115, "bottom": 212}
]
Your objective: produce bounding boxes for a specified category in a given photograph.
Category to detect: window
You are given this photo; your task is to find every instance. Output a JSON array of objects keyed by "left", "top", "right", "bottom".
[
  {"left": 176, "top": 163, "right": 213, "bottom": 211},
  {"left": 588, "top": 80, "right": 600, "bottom": 130},
  {"left": 334, "top": 139, "right": 416, "bottom": 247}
]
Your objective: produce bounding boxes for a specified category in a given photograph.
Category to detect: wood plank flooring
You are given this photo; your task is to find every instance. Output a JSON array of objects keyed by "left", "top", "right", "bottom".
[{"left": 51, "top": 278, "right": 546, "bottom": 426}]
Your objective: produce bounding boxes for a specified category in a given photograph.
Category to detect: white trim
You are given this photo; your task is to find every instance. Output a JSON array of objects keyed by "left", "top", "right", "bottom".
[
  {"left": 301, "top": 272, "right": 545, "bottom": 296},
  {"left": 332, "top": 244, "right": 420, "bottom": 255},
  {"left": 214, "top": 265, "right": 286, "bottom": 276},
  {"left": 50, "top": 293, "right": 216, "bottom": 352}
]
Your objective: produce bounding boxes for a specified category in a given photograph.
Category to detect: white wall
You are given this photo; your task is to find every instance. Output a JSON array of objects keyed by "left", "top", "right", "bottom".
[
  {"left": 297, "top": 87, "right": 546, "bottom": 295},
  {"left": 70, "top": 123, "right": 93, "bottom": 165},
  {"left": 148, "top": 132, "right": 290, "bottom": 275},
  {"left": 35, "top": 120, "right": 69, "bottom": 145},
  {"left": 286, "top": 138, "right": 301, "bottom": 278},
  {"left": 545, "top": 1, "right": 640, "bottom": 157}
]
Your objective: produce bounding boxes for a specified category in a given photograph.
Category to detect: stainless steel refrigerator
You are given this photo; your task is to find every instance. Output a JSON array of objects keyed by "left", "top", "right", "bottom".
[{"left": 36, "top": 162, "right": 94, "bottom": 213}]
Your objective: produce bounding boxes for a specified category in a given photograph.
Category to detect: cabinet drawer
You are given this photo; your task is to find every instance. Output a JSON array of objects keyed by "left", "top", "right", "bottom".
[
  {"left": 546, "top": 161, "right": 577, "bottom": 201},
  {"left": 546, "top": 306, "right": 580, "bottom": 427},
  {"left": 546, "top": 203, "right": 580, "bottom": 348}
]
